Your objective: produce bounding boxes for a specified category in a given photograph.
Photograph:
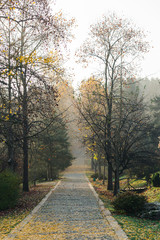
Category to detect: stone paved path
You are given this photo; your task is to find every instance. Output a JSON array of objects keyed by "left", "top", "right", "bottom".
[{"left": 5, "top": 142, "right": 121, "bottom": 240}]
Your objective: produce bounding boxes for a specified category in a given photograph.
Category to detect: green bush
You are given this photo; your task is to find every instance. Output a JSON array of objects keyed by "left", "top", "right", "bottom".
[
  {"left": 151, "top": 173, "right": 160, "bottom": 187},
  {"left": 0, "top": 170, "right": 21, "bottom": 210},
  {"left": 112, "top": 191, "right": 147, "bottom": 215}
]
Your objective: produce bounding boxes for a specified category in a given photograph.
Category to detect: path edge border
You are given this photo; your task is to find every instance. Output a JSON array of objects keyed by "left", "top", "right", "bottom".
[
  {"left": 85, "top": 175, "right": 129, "bottom": 240},
  {"left": 4, "top": 180, "right": 61, "bottom": 240}
]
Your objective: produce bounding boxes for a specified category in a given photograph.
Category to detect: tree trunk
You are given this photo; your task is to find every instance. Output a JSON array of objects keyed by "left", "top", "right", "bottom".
[
  {"left": 20, "top": 16, "right": 29, "bottom": 192},
  {"left": 107, "top": 163, "right": 113, "bottom": 190},
  {"left": 103, "top": 159, "right": 105, "bottom": 185},
  {"left": 107, "top": 114, "right": 113, "bottom": 190},
  {"left": 91, "top": 153, "right": 94, "bottom": 170},
  {"left": 8, "top": 16, "right": 15, "bottom": 172},
  {"left": 47, "top": 162, "right": 49, "bottom": 180},
  {"left": 98, "top": 158, "right": 101, "bottom": 179},
  {"left": 94, "top": 161, "right": 97, "bottom": 174},
  {"left": 22, "top": 69, "right": 29, "bottom": 191},
  {"left": 8, "top": 141, "right": 15, "bottom": 171},
  {"left": 50, "top": 163, "right": 53, "bottom": 180},
  {"left": 114, "top": 168, "right": 120, "bottom": 195},
  {"left": 22, "top": 111, "right": 29, "bottom": 192}
]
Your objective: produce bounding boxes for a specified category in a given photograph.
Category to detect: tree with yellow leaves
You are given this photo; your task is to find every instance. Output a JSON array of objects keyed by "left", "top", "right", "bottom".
[
  {"left": 77, "top": 76, "right": 107, "bottom": 182},
  {"left": 0, "top": 0, "right": 75, "bottom": 191}
]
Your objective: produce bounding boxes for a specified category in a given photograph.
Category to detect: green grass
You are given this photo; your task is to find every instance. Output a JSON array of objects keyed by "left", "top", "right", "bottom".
[
  {"left": 115, "top": 215, "right": 160, "bottom": 240},
  {"left": 129, "top": 179, "right": 147, "bottom": 188},
  {"left": 100, "top": 194, "right": 160, "bottom": 240},
  {"left": 120, "top": 178, "right": 147, "bottom": 189},
  {"left": 88, "top": 172, "right": 160, "bottom": 240},
  {"left": 143, "top": 187, "right": 160, "bottom": 202}
]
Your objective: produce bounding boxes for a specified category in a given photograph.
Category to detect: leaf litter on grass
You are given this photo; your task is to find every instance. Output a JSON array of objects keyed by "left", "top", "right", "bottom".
[
  {"left": 0, "top": 182, "right": 55, "bottom": 238},
  {"left": 89, "top": 176, "right": 160, "bottom": 240}
]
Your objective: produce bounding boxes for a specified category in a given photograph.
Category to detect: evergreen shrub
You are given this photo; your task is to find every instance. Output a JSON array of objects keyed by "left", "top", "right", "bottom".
[
  {"left": 112, "top": 191, "right": 147, "bottom": 215},
  {"left": 151, "top": 173, "right": 160, "bottom": 187},
  {"left": 0, "top": 170, "right": 20, "bottom": 210}
]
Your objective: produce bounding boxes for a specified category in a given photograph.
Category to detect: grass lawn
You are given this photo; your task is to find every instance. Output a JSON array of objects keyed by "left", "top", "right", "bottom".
[
  {"left": 88, "top": 173, "right": 160, "bottom": 240},
  {"left": 0, "top": 181, "right": 57, "bottom": 239}
]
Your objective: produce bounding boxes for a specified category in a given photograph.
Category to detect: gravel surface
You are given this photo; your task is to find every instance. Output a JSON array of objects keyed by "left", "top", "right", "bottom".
[{"left": 5, "top": 143, "right": 118, "bottom": 240}]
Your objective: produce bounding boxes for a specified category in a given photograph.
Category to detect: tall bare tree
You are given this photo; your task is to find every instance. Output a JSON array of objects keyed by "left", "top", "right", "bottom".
[{"left": 76, "top": 13, "right": 150, "bottom": 191}]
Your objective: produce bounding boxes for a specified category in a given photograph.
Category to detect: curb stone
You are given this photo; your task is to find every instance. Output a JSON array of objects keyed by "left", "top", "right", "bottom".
[
  {"left": 4, "top": 176, "right": 129, "bottom": 240},
  {"left": 4, "top": 180, "right": 61, "bottom": 240},
  {"left": 85, "top": 175, "right": 129, "bottom": 240}
]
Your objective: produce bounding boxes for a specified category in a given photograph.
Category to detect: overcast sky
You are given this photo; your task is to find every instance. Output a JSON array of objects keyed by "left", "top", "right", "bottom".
[{"left": 52, "top": 0, "right": 160, "bottom": 88}]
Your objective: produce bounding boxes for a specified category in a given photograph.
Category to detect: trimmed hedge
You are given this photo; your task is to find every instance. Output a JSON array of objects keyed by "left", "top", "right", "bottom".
[
  {"left": 0, "top": 170, "right": 20, "bottom": 210},
  {"left": 112, "top": 191, "right": 147, "bottom": 215}
]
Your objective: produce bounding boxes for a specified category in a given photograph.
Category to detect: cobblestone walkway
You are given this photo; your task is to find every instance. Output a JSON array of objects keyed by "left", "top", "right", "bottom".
[{"left": 5, "top": 144, "right": 122, "bottom": 240}]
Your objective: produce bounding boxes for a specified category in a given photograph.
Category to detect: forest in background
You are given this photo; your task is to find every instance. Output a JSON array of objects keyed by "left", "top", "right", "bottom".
[{"left": 0, "top": 1, "right": 159, "bottom": 205}]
